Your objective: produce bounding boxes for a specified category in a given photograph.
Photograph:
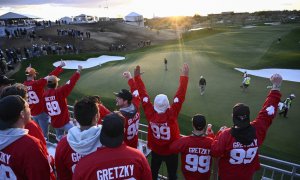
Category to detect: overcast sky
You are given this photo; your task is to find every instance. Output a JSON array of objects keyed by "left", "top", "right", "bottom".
[{"left": 0, "top": 0, "right": 299, "bottom": 20}]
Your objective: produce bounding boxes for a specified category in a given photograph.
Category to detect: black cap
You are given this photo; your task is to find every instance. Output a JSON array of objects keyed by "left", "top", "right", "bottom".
[
  {"left": 192, "top": 114, "right": 206, "bottom": 131},
  {"left": 233, "top": 103, "right": 250, "bottom": 128},
  {"left": 100, "top": 113, "right": 124, "bottom": 148},
  {"left": 114, "top": 89, "right": 132, "bottom": 101},
  {"left": 0, "top": 75, "right": 14, "bottom": 85},
  {"left": 0, "top": 95, "right": 25, "bottom": 130}
]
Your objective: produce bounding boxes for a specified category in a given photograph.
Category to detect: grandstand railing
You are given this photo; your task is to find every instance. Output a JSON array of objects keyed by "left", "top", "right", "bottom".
[{"left": 66, "top": 105, "right": 300, "bottom": 180}]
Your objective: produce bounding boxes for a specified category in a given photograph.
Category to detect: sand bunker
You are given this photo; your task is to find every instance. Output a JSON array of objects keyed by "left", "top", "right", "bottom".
[
  {"left": 53, "top": 55, "right": 125, "bottom": 69},
  {"left": 235, "top": 68, "right": 300, "bottom": 83}
]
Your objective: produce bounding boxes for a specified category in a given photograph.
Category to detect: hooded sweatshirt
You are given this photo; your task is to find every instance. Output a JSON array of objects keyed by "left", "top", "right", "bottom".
[
  {"left": 67, "top": 126, "right": 102, "bottom": 155},
  {"left": 0, "top": 128, "right": 52, "bottom": 179},
  {"left": 55, "top": 125, "right": 102, "bottom": 180},
  {"left": 0, "top": 128, "right": 28, "bottom": 150}
]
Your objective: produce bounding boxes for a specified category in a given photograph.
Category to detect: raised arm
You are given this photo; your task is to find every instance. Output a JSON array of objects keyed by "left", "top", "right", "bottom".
[
  {"left": 58, "top": 65, "right": 82, "bottom": 98},
  {"left": 133, "top": 65, "right": 155, "bottom": 120},
  {"left": 170, "top": 63, "right": 189, "bottom": 115},
  {"left": 123, "top": 71, "right": 140, "bottom": 108},
  {"left": 48, "top": 60, "right": 65, "bottom": 76},
  {"left": 35, "top": 60, "right": 65, "bottom": 86},
  {"left": 251, "top": 74, "right": 282, "bottom": 143}
]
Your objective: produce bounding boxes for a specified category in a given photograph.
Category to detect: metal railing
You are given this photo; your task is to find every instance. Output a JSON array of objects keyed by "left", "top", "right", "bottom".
[
  {"left": 259, "top": 155, "right": 300, "bottom": 180},
  {"left": 66, "top": 105, "right": 300, "bottom": 180}
]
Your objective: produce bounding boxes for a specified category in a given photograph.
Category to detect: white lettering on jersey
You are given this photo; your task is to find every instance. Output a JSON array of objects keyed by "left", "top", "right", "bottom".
[
  {"left": 174, "top": 97, "right": 179, "bottom": 103},
  {"left": 232, "top": 139, "right": 258, "bottom": 148},
  {"left": 0, "top": 151, "right": 11, "bottom": 164},
  {"left": 132, "top": 90, "right": 139, "bottom": 97},
  {"left": 266, "top": 105, "right": 275, "bottom": 115},
  {"left": 71, "top": 153, "right": 83, "bottom": 163},
  {"left": 149, "top": 122, "right": 170, "bottom": 140},
  {"left": 45, "top": 96, "right": 56, "bottom": 102},
  {"left": 188, "top": 148, "right": 210, "bottom": 155},
  {"left": 96, "top": 164, "right": 134, "bottom": 180},
  {"left": 143, "top": 97, "right": 148, "bottom": 103}
]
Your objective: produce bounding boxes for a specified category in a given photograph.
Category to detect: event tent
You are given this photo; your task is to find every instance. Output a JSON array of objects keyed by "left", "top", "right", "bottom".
[
  {"left": 0, "top": 12, "right": 39, "bottom": 20},
  {"left": 124, "top": 12, "right": 144, "bottom": 27},
  {"left": 124, "top": 12, "right": 143, "bottom": 22}
]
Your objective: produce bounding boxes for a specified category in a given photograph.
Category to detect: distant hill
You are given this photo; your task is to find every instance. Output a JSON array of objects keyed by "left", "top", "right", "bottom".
[{"left": 0, "top": 21, "right": 177, "bottom": 53}]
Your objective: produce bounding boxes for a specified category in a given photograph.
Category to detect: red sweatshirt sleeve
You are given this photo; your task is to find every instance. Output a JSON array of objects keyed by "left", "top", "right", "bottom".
[
  {"left": 98, "top": 103, "right": 111, "bottom": 124},
  {"left": 58, "top": 72, "right": 80, "bottom": 98},
  {"left": 134, "top": 75, "right": 155, "bottom": 121},
  {"left": 170, "top": 76, "right": 189, "bottom": 116},
  {"left": 24, "top": 139, "right": 51, "bottom": 179},
  {"left": 251, "top": 90, "right": 281, "bottom": 145},
  {"left": 128, "top": 78, "right": 140, "bottom": 109},
  {"left": 49, "top": 66, "right": 64, "bottom": 76}
]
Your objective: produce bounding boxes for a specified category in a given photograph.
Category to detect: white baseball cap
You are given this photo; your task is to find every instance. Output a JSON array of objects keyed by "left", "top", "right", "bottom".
[{"left": 154, "top": 94, "right": 170, "bottom": 114}]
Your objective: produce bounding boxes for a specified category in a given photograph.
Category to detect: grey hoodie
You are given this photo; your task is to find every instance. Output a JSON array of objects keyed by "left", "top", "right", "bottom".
[
  {"left": 0, "top": 128, "right": 28, "bottom": 150},
  {"left": 67, "top": 126, "right": 102, "bottom": 156},
  {"left": 120, "top": 103, "right": 137, "bottom": 118}
]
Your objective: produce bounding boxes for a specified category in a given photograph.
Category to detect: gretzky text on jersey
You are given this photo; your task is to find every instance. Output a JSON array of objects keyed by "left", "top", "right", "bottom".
[{"left": 97, "top": 164, "right": 135, "bottom": 180}]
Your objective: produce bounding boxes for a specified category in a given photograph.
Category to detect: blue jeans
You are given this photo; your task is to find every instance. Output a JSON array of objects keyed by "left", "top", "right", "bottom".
[
  {"left": 54, "top": 122, "right": 74, "bottom": 141},
  {"left": 32, "top": 112, "right": 50, "bottom": 140}
]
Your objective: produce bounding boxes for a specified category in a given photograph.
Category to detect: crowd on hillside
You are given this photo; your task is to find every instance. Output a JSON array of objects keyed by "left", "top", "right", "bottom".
[
  {"left": 56, "top": 28, "right": 91, "bottom": 39},
  {"left": 0, "top": 61, "right": 288, "bottom": 179},
  {"left": 0, "top": 43, "right": 78, "bottom": 73}
]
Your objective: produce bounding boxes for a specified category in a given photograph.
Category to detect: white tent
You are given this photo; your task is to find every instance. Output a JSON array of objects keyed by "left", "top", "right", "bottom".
[
  {"left": 0, "top": 12, "right": 39, "bottom": 20},
  {"left": 59, "top": 16, "right": 72, "bottom": 24},
  {"left": 124, "top": 12, "right": 144, "bottom": 27}
]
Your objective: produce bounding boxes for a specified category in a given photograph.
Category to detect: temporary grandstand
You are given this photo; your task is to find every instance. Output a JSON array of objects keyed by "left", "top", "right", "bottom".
[{"left": 0, "top": 12, "right": 39, "bottom": 37}]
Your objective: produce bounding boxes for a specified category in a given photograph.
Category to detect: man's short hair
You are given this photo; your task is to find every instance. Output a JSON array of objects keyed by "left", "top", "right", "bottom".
[
  {"left": 74, "top": 97, "right": 98, "bottom": 126},
  {"left": 0, "top": 83, "right": 28, "bottom": 100},
  {"left": 0, "top": 95, "right": 26, "bottom": 130},
  {"left": 192, "top": 114, "right": 206, "bottom": 131},
  {"left": 114, "top": 89, "right": 132, "bottom": 103}
]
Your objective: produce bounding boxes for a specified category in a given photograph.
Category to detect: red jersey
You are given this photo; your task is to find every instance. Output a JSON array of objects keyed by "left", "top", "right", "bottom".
[
  {"left": 211, "top": 90, "right": 281, "bottom": 180},
  {"left": 0, "top": 135, "right": 52, "bottom": 179},
  {"left": 134, "top": 75, "right": 188, "bottom": 155},
  {"left": 97, "top": 103, "right": 111, "bottom": 124},
  {"left": 120, "top": 78, "right": 140, "bottom": 148},
  {"left": 25, "top": 121, "right": 55, "bottom": 179},
  {"left": 25, "top": 120, "right": 46, "bottom": 146},
  {"left": 55, "top": 137, "right": 82, "bottom": 180},
  {"left": 73, "top": 144, "right": 152, "bottom": 180},
  {"left": 23, "top": 66, "right": 63, "bottom": 116},
  {"left": 170, "top": 136, "right": 214, "bottom": 180},
  {"left": 44, "top": 72, "right": 80, "bottom": 128}
]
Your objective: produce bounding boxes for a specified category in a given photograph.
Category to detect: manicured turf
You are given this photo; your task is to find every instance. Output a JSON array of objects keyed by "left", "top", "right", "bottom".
[{"left": 13, "top": 23, "right": 300, "bottom": 166}]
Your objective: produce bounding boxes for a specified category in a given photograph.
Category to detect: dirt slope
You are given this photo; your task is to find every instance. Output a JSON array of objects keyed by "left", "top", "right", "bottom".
[{"left": 0, "top": 22, "right": 177, "bottom": 53}]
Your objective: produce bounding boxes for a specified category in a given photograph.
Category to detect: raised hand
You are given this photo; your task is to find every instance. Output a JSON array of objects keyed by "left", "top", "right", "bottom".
[
  {"left": 123, "top": 71, "right": 132, "bottom": 80},
  {"left": 134, "top": 65, "right": 143, "bottom": 77},
  {"left": 270, "top": 74, "right": 282, "bottom": 90},
  {"left": 219, "top": 126, "right": 227, "bottom": 133},
  {"left": 180, "top": 63, "right": 189, "bottom": 77},
  {"left": 77, "top": 65, "right": 83, "bottom": 72},
  {"left": 59, "top": 59, "right": 66, "bottom": 67}
]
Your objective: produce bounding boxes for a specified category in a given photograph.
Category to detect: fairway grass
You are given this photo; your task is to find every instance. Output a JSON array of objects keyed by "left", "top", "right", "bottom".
[{"left": 13, "top": 24, "right": 300, "bottom": 165}]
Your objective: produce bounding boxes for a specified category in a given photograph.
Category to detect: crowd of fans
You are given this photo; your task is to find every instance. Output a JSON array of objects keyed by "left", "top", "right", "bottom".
[
  {"left": 0, "top": 61, "right": 285, "bottom": 179},
  {"left": 56, "top": 28, "right": 91, "bottom": 39},
  {"left": 138, "top": 40, "right": 151, "bottom": 47}
]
